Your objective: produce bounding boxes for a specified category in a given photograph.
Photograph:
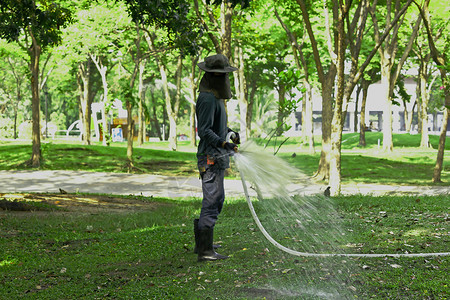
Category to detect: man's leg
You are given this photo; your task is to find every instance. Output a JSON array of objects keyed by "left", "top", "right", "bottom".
[
  {"left": 197, "top": 167, "right": 227, "bottom": 261},
  {"left": 198, "top": 167, "right": 225, "bottom": 230}
]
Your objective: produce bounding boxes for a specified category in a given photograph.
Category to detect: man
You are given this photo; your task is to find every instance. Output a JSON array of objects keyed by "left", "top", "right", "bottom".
[{"left": 194, "top": 54, "right": 240, "bottom": 262}]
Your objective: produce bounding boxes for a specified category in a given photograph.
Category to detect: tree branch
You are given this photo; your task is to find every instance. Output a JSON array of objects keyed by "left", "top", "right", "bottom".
[
  {"left": 346, "top": 0, "right": 414, "bottom": 96},
  {"left": 295, "top": 0, "right": 325, "bottom": 84}
]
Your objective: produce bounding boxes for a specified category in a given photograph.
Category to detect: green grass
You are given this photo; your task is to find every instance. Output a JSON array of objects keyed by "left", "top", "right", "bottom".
[
  {"left": 0, "top": 133, "right": 448, "bottom": 298},
  {"left": 256, "top": 132, "right": 450, "bottom": 151},
  {"left": 0, "top": 141, "right": 198, "bottom": 176},
  {"left": 1, "top": 132, "right": 449, "bottom": 185},
  {"left": 283, "top": 150, "right": 449, "bottom": 185},
  {"left": 0, "top": 195, "right": 448, "bottom": 299},
  {"left": 260, "top": 132, "right": 450, "bottom": 185}
]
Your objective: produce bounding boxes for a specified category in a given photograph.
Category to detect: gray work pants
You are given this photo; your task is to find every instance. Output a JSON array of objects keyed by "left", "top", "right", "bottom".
[{"left": 197, "top": 156, "right": 225, "bottom": 230}]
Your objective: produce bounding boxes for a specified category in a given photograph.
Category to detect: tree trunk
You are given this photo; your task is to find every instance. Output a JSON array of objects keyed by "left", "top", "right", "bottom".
[
  {"left": 247, "top": 79, "right": 257, "bottom": 136},
  {"left": 150, "top": 91, "right": 162, "bottom": 140},
  {"left": 90, "top": 54, "right": 110, "bottom": 146},
  {"left": 78, "top": 59, "right": 92, "bottom": 146},
  {"left": 417, "top": 75, "right": 423, "bottom": 135},
  {"left": 359, "top": 79, "right": 369, "bottom": 147},
  {"left": 221, "top": 0, "right": 233, "bottom": 58},
  {"left": 126, "top": 61, "right": 140, "bottom": 168},
  {"left": 13, "top": 88, "right": 20, "bottom": 140},
  {"left": 433, "top": 108, "right": 448, "bottom": 182},
  {"left": 405, "top": 101, "right": 415, "bottom": 133},
  {"left": 137, "top": 58, "right": 146, "bottom": 146},
  {"left": 28, "top": 41, "right": 42, "bottom": 167},
  {"left": 328, "top": 6, "right": 347, "bottom": 196},
  {"left": 315, "top": 68, "right": 336, "bottom": 181},
  {"left": 100, "top": 102, "right": 109, "bottom": 146},
  {"left": 189, "top": 55, "right": 199, "bottom": 147},
  {"left": 235, "top": 45, "right": 248, "bottom": 140},
  {"left": 415, "top": 0, "right": 448, "bottom": 182},
  {"left": 126, "top": 99, "right": 134, "bottom": 163},
  {"left": 276, "top": 84, "right": 286, "bottom": 136},
  {"left": 162, "top": 55, "right": 183, "bottom": 151},
  {"left": 9, "top": 57, "right": 23, "bottom": 140},
  {"left": 418, "top": 60, "right": 431, "bottom": 148},
  {"left": 353, "top": 85, "right": 362, "bottom": 132},
  {"left": 371, "top": 0, "right": 415, "bottom": 152},
  {"left": 380, "top": 65, "right": 393, "bottom": 151},
  {"left": 190, "top": 103, "right": 197, "bottom": 147},
  {"left": 13, "top": 105, "right": 18, "bottom": 139},
  {"left": 299, "top": 64, "right": 315, "bottom": 153}
]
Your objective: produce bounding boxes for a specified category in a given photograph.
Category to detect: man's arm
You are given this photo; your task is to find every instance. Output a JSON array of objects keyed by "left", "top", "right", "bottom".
[{"left": 197, "top": 93, "right": 223, "bottom": 147}]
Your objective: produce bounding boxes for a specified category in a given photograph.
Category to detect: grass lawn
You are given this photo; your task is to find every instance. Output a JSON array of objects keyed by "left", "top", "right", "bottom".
[
  {"left": 0, "top": 132, "right": 449, "bottom": 185},
  {"left": 0, "top": 140, "right": 198, "bottom": 177},
  {"left": 0, "top": 133, "right": 448, "bottom": 298},
  {"left": 0, "top": 194, "right": 448, "bottom": 299}
]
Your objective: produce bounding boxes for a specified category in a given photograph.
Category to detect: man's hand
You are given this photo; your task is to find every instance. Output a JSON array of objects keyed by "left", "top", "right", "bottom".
[
  {"left": 229, "top": 130, "right": 240, "bottom": 144},
  {"left": 222, "top": 142, "right": 238, "bottom": 152}
]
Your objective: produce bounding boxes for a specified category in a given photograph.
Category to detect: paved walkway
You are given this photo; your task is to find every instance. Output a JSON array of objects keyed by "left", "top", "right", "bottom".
[{"left": 0, "top": 170, "right": 448, "bottom": 198}]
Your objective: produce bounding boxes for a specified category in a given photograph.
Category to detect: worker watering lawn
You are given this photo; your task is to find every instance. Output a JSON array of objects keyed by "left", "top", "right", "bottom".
[{"left": 194, "top": 54, "right": 240, "bottom": 262}]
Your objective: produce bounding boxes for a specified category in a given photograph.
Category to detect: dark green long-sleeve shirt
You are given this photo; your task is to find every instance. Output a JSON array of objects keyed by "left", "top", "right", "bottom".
[{"left": 196, "top": 91, "right": 229, "bottom": 169}]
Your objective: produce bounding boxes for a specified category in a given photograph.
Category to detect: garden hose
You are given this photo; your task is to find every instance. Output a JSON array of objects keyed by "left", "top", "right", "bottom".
[{"left": 234, "top": 158, "right": 450, "bottom": 258}]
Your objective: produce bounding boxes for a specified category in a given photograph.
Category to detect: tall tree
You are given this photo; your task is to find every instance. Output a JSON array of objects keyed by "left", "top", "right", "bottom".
[
  {"left": 296, "top": 0, "right": 412, "bottom": 194},
  {"left": 371, "top": 0, "right": 418, "bottom": 152},
  {"left": 145, "top": 30, "right": 183, "bottom": 151},
  {"left": 359, "top": 67, "right": 380, "bottom": 147},
  {"left": 275, "top": 4, "right": 315, "bottom": 153},
  {"left": 0, "top": 43, "right": 29, "bottom": 139},
  {"left": 295, "top": 0, "right": 337, "bottom": 181},
  {"left": 414, "top": 0, "right": 449, "bottom": 182},
  {"left": 188, "top": 54, "right": 202, "bottom": 147},
  {"left": 0, "top": 0, "right": 72, "bottom": 167},
  {"left": 413, "top": 41, "right": 435, "bottom": 148}
]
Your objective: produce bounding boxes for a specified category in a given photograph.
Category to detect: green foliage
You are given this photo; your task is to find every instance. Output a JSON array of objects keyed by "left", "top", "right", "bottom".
[
  {"left": 122, "top": 0, "right": 200, "bottom": 55},
  {"left": 0, "top": 0, "right": 73, "bottom": 49},
  {"left": 206, "top": 0, "right": 251, "bottom": 9},
  {"left": 392, "top": 75, "right": 411, "bottom": 106},
  {"left": 0, "top": 117, "right": 14, "bottom": 138}
]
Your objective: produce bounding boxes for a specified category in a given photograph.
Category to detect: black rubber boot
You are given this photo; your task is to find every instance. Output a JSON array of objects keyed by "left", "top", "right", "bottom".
[
  {"left": 193, "top": 219, "right": 221, "bottom": 254},
  {"left": 193, "top": 219, "right": 200, "bottom": 254},
  {"left": 197, "top": 227, "right": 228, "bottom": 262}
]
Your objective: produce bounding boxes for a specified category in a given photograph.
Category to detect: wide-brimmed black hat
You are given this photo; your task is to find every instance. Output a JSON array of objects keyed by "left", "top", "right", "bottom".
[{"left": 198, "top": 54, "right": 237, "bottom": 73}]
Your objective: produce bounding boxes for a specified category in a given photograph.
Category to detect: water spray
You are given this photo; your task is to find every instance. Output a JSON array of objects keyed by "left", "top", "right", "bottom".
[{"left": 230, "top": 137, "right": 450, "bottom": 258}]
